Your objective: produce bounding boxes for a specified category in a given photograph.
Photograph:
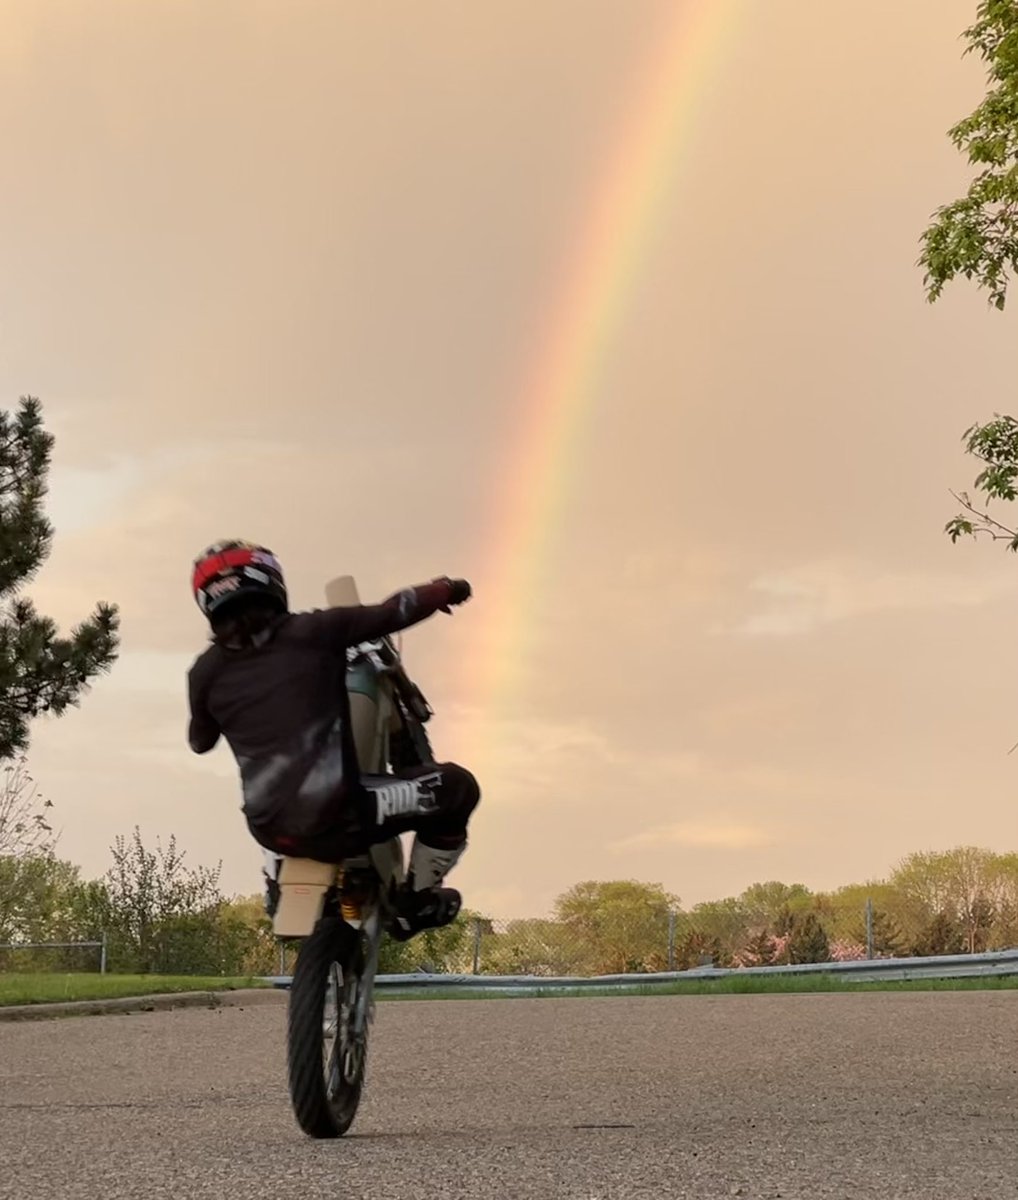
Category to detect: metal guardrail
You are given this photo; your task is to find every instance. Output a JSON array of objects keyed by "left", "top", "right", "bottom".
[{"left": 264, "top": 947, "right": 1018, "bottom": 993}]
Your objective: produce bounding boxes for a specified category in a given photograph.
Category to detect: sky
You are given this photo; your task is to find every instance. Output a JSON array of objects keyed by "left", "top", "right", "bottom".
[{"left": 1, "top": 0, "right": 1016, "bottom": 917}]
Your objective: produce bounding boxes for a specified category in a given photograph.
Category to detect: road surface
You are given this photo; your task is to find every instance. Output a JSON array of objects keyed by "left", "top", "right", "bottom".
[{"left": 2, "top": 990, "right": 1017, "bottom": 1199}]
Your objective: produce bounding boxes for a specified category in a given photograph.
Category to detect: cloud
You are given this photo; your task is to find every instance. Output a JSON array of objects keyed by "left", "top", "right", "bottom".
[
  {"left": 441, "top": 703, "right": 620, "bottom": 795},
  {"left": 463, "top": 881, "right": 533, "bottom": 918},
  {"left": 615, "top": 546, "right": 735, "bottom": 601},
  {"left": 616, "top": 820, "right": 776, "bottom": 851},
  {"left": 98, "top": 649, "right": 195, "bottom": 695},
  {"left": 45, "top": 445, "right": 211, "bottom": 536},
  {"left": 725, "top": 558, "right": 1018, "bottom": 637}
]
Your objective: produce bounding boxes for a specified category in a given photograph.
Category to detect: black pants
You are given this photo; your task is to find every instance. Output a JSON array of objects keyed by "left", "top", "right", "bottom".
[{"left": 254, "top": 761, "right": 480, "bottom": 864}]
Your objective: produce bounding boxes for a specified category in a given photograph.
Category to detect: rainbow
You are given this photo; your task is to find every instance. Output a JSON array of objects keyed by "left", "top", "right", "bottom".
[{"left": 461, "top": 1, "right": 742, "bottom": 755}]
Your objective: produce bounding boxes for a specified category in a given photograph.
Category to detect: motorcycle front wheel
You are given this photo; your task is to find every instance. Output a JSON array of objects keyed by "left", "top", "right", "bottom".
[{"left": 286, "top": 917, "right": 367, "bottom": 1138}]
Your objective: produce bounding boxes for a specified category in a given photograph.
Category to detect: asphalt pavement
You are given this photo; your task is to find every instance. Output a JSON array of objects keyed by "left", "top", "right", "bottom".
[{"left": 2, "top": 989, "right": 1017, "bottom": 1199}]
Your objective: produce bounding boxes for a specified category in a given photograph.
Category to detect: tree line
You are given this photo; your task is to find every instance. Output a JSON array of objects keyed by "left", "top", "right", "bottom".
[
  {"left": 4, "top": 774, "right": 1018, "bottom": 977},
  {"left": 466, "top": 853, "right": 1018, "bottom": 977}
]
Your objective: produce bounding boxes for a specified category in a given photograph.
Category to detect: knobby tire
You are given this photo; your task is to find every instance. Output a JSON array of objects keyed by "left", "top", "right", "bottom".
[{"left": 287, "top": 917, "right": 364, "bottom": 1138}]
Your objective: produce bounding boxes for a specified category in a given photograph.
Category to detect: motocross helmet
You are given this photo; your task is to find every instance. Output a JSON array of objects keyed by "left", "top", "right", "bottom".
[{"left": 191, "top": 539, "right": 288, "bottom": 619}]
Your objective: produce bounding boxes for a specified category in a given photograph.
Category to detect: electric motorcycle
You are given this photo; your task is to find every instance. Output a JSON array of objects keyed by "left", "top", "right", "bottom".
[{"left": 272, "top": 575, "right": 435, "bottom": 1138}]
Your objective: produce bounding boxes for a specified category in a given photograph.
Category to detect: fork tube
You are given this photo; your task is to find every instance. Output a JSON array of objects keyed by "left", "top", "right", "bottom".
[{"left": 351, "top": 909, "right": 383, "bottom": 1036}]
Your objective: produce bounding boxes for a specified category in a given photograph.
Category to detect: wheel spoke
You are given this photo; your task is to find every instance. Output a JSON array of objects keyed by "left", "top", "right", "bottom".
[
  {"left": 322, "top": 962, "right": 343, "bottom": 1097},
  {"left": 340, "top": 972, "right": 362, "bottom": 1085}
]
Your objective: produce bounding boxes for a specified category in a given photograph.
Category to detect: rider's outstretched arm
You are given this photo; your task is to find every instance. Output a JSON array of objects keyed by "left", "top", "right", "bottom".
[{"left": 316, "top": 578, "right": 470, "bottom": 648}]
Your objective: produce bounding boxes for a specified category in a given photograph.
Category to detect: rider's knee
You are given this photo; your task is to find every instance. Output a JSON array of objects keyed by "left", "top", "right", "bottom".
[{"left": 441, "top": 762, "right": 480, "bottom": 817}]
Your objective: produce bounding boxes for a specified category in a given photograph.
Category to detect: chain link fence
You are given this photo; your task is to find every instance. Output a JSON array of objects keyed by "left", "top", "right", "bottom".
[
  {"left": 368, "top": 914, "right": 688, "bottom": 978},
  {"left": 0, "top": 939, "right": 107, "bottom": 973},
  {"left": 370, "top": 911, "right": 889, "bottom": 978},
  {"left": 0, "top": 916, "right": 699, "bottom": 979},
  {"left": 1, "top": 908, "right": 890, "bottom": 979},
  {"left": 261, "top": 915, "right": 684, "bottom": 979}
]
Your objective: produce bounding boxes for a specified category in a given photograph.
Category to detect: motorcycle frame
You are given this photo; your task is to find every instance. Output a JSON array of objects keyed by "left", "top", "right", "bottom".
[{"left": 270, "top": 575, "right": 408, "bottom": 947}]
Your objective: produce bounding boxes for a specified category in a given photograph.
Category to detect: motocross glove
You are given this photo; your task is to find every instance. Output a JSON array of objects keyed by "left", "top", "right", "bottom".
[{"left": 434, "top": 577, "right": 472, "bottom": 613}]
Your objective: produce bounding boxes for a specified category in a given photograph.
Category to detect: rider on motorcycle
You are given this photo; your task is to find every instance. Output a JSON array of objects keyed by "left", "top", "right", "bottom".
[{"left": 186, "top": 539, "right": 480, "bottom": 940}]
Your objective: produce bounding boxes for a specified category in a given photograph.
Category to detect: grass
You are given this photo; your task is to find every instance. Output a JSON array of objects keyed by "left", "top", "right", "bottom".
[
  {"left": 378, "top": 973, "right": 1018, "bottom": 1001},
  {"left": 0, "top": 974, "right": 267, "bottom": 1007},
  {"left": 7, "top": 970, "right": 1017, "bottom": 1009}
]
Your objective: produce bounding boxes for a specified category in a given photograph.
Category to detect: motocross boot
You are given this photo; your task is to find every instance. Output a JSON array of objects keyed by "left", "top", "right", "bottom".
[{"left": 390, "top": 886, "right": 462, "bottom": 942}]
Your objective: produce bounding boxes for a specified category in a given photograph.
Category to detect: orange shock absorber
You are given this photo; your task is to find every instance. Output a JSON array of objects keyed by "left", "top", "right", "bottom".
[{"left": 339, "top": 867, "right": 369, "bottom": 921}]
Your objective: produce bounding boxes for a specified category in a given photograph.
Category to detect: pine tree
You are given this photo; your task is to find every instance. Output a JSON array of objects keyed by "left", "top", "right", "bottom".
[
  {"left": 774, "top": 903, "right": 796, "bottom": 937},
  {"left": 0, "top": 397, "right": 119, "bottom": 757},
  {"left": 912, "top": 910, "right": 965, "bottom": 957},
  {"left": 867, "top": 908, "right": 905, "bottom": 958},
  {"left": 787, "top": 912, "right": 831, "bottom": 964},
  {"left": 676, "top": 929, "right": 724, "bottom": 969},
  {"left": 743, "top": 926, "right": 776, "bottom": 967}
]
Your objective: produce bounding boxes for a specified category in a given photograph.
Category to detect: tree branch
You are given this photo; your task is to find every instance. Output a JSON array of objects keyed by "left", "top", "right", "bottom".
[{"left": 949, "top": 489, "right": 1018, "bottom": 539}]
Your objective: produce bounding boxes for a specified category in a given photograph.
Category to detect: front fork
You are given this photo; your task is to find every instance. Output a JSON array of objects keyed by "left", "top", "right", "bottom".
[
  {"left": 350, "top": 906, "right": 383, "bottom": 1039},
  {"left": 340, "top": 838, "right": 402, "bottom": 1038},
  {"left": 337, "top": 867, "right": 385, "bottom": 1041}
]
